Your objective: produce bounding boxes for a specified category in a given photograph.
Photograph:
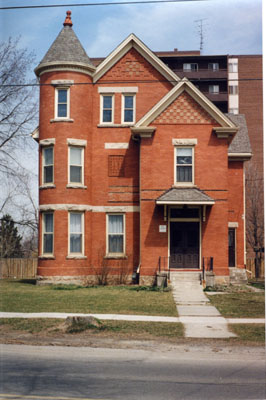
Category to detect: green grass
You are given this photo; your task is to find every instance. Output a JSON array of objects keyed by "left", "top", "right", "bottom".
[
  {"left": 207, "top": 292, "right": 265, "bottom": 318},
  {"left": 229, "top": 324, "right": 265, "bottom": 343},
  {"left": 248, "top": 280, "right": 265, "bottom": 290},
  {"left": 1, "top": 318, "right": 264, "bottom": 344},
  {"left": 0, "top": 318, "right": 60, "bottom": 333},
  {"left": 0, "top": 318, "right": 184, "bottom": 339},
  {"left": 0, "top": 280, "right": 177, "bottom": 316}
]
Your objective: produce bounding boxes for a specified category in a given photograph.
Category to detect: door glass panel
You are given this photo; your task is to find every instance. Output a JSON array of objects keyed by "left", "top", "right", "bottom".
[{"left": 170, "top": 208, "right": 199, "bottom": 218}]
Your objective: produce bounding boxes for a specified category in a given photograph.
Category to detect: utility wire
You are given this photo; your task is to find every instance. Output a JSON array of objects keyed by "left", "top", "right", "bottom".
[
  {"left": 0, "top": 78, "right": 263, "bottom": 87},
  {"left": 0, "top": 0, "right": 210, "bottom": 11}
]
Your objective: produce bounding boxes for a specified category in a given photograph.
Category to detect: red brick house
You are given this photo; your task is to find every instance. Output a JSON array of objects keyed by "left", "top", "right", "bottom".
[{"left": 34, "top": 12, "right": 251, "bottom": 285}]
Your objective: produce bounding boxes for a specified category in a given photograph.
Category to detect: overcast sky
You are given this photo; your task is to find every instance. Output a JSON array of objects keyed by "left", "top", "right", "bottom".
[
  {"left": 0, "top": 0, "right": 262, "bottom": 79},
  {"left": 0, "top": 0, "right": 263, "bottom": 224}
]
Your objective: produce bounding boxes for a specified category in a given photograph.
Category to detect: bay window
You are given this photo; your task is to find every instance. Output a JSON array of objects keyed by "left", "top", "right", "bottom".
[
  {"left": 69, "top": 146, "right": 83, "bottom": 184},
  {"left": 107, "top": 214, "right": 125, "bottom": 255},
  {"left": 69, "top": 212, "right": 84, "bottom": 254},
  {"left": 43, "top": 146, "right": 54, "bottom": 184},
  {"left": 42, "top": 212, "right": 54, "bottom": 255},
  {"left": 55, "top": 88, "right": 69, "bottom": 119}
]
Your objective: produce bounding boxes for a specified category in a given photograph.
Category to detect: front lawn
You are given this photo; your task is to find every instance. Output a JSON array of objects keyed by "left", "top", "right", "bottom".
[
  {"left": 0, "top": 318, "right": 184, "bottom": 339},
  {"left": 207, "top": 292, "right": 265, "bottom": 318},
  {"left": 0, "top": 280, "right": 177, "bottom": 317}
]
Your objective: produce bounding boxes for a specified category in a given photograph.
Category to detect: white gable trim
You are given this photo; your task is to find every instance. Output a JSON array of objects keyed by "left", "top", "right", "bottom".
[
  {"left": 31, "top": 126, "right": 39, "bottom": 141},
  {"left": 93, "top": 33, "right": 180, "bottom": 85},
  {"left": 134, "top": 78, "right": 237, "bottom": 129}
]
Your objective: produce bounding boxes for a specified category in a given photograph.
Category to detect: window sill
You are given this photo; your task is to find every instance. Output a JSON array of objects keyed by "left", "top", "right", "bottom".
[
  {"left": 172, "top": 184, "right": 197, "bottom": 188},
  {"left": 104, "top": 255, "right": 128, "bottom": 260},
  {"left": 98, "top": 123, "right": 134, "bottom": 128},
  {"left": 66, "top": 184, "right": 87, "bottom": 189},
  {"left": 39, "top": 255, "right": 55, "bottom": 259},
  {"left": 50, "top": 118, "right": 74, "bottom": 123},
  {"left": 40, "top": 184, "right": 56, "bottom": 189},
  {"left": 66, "top": 255, "right": 87, "bottom": 260}
]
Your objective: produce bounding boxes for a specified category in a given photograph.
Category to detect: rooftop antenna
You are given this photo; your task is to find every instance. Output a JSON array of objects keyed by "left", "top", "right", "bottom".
[{"left": 194, "top": 18, "right": 208, "bottom": 53}]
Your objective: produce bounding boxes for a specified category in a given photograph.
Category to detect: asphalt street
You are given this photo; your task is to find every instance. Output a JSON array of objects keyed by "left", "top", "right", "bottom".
[{"left": 0, "top": 344, "right": 265, "bottom": 400}]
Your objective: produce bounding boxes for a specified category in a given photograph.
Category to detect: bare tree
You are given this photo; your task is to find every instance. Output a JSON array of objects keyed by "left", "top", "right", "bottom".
[
  {"left": 245, "top": 162, "right": 264, "bottom": 278},
  {"left": 0, "top": 37, "right": 39, "bottom": 247},
  {"left": 0, "top": 37, "right": 37, "bottom": 156}
]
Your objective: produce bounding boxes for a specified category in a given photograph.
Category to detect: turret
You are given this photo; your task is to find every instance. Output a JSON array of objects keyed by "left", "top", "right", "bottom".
[{"left": 36, "top": 12, "right": 95, "bottom": 284}]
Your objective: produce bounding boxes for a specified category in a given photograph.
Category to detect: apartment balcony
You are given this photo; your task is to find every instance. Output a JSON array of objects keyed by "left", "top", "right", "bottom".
[
  {"left": 203, "top": 92, "right": 228, "bottom": 102},
  {"left": 174, "top": 69, "right": 228, "bottom": 80}
]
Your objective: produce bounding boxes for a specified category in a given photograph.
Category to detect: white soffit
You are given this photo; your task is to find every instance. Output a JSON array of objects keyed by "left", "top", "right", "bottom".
[{"left": 93, "top": 33, "right": 180, "bottom": 85}]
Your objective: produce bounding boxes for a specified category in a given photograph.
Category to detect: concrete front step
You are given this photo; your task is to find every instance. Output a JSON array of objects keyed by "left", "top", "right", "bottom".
[{"left": 170, "top": 271, "right": 201, "bottom": 282}]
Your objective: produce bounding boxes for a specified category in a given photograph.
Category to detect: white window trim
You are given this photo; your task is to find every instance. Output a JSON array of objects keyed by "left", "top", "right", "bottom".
[
  {"left": 55, "top": 87, "right": 70, "bottom": 120},
  {"left": 106, "top": 213, "right": 126, "bottom": 257},
  {"left": 100, "top": 94, "right": 114, "bottom": 124},
  {"left": 174, "top": 146, "right": 195, "bottom": 187},
  {"left": 42, "top": 146, "right": 54, "bottom": 187},
  {"left": 98, "top": 87, "right": 138, "bottom": 93},
  {"left": 68, "top": 212, "right": 84, "bottom": 256},
  {"left": 68, "top": 145, "right": 84, "bottom": 186},
  {"left": 121, "top": 94, "right": 136, "bottom": 125},
  {"left": 42, "top": 212, "right": 54, "bottom": 256}
]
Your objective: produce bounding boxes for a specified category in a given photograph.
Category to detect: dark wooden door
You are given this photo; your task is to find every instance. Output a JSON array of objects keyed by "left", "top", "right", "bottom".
[
  {"left": 228, "top": 228, "right": 236, "bottom": 267},
  {"left": 170, "top": 222, "right": 199, "bottom": 268}
]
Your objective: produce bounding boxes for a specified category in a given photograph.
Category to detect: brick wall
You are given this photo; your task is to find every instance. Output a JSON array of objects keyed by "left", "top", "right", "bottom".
[{"left": 238, "top": 56, "right": 263, "bottom": 173}]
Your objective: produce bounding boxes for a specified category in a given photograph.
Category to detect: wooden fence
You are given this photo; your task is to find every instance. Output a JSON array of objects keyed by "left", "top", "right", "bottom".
[
  {"left": 0, "top": 257, "right": 264, "bottom": 280},
  {"left": 246, "top": 258, "right": 265, "bottom": 279},
  {"left": 0, "top": 258, "right": 37, "bottom": 279}
]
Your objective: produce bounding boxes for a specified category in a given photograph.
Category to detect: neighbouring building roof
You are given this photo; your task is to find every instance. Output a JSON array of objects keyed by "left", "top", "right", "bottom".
[
  {"left": 156, "top": 188, "right": 215, "bottom": 205},
  {"left": 227, "top": 114, "right": 252, "bottom": 155},
  {"left": 35, "top": 11, "right": 95, "bottom": 76}
]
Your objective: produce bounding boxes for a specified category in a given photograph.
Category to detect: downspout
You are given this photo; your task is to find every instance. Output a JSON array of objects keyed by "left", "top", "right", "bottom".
[
  {"left": 243, "top": 166, "right": 247, "bottom": 266},
  {"left": 138, "top": 137, "right": 141, "bottom": 274},
  {"left": 132, "top": 134, "right": 141, "bottom": 275}
]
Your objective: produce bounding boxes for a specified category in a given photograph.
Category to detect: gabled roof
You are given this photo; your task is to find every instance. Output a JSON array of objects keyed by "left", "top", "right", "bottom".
[
  {"left": 134, "top": 78, "right": 237, "bottom": 132},
  {"left": 227, "top": 114, "right": 252, "bottom": 158},
  {"left": 93, "top": 33, "right": 180, "bottom": 84},
  {"left": 156, "top": 188, "right": 215, "bottom": 205},
  {"left": 35, "top": 12, "right": 95, "bottom": 77}
]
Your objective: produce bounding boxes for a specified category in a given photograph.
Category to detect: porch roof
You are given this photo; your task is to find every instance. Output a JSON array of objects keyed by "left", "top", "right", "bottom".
[{"left": 156, "top": 187, "right": 215, "bottom": 205}]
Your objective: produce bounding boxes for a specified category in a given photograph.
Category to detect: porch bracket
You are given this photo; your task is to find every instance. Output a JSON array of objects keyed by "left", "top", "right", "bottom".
[{"left": 203, "top": 205, "right": 206, "bottom": 222}]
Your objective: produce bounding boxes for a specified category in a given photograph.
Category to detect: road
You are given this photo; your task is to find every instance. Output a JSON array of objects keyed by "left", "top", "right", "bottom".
[{"left": 0, "top": 344, "right": 265, "bottom": 400}]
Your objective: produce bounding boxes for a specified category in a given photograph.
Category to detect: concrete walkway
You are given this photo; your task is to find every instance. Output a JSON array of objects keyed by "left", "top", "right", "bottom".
[
  {"left": 170, "top": 272, "right": 238, "bottom": 338},
  {"left": 0, "top": 312, "right": 264, "bottom": 325}
]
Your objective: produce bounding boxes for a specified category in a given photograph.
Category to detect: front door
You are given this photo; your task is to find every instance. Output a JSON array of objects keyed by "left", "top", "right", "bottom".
[{"left": 170, "top": 222, "right": 199, "bottom": 268}]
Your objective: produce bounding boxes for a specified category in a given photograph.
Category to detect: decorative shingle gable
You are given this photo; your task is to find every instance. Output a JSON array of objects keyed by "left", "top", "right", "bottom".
[
  {"left": 153, "top": 92, "right": 217, "bottom": 125},
  {"left": 100, "top": 48, "right": 170, "bottom": 82}
]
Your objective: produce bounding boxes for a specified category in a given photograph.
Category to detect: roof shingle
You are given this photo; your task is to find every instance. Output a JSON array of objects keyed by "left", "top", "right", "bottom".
[{"left": 156, "top": 188, "right": 215, "bottom": 204}]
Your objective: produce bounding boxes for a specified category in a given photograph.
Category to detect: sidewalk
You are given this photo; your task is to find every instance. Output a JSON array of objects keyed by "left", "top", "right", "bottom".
[
  {"left": 169, "top": 271, "right": 264, "bottom": 338},
  {"left": 0, "top": 311, "right": 264, "bottom": 325}
]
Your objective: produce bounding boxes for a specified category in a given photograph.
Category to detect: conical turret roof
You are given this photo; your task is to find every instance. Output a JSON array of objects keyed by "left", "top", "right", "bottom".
[{"left": 35, "top": 11, "right": 95, "bottom": 76}]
